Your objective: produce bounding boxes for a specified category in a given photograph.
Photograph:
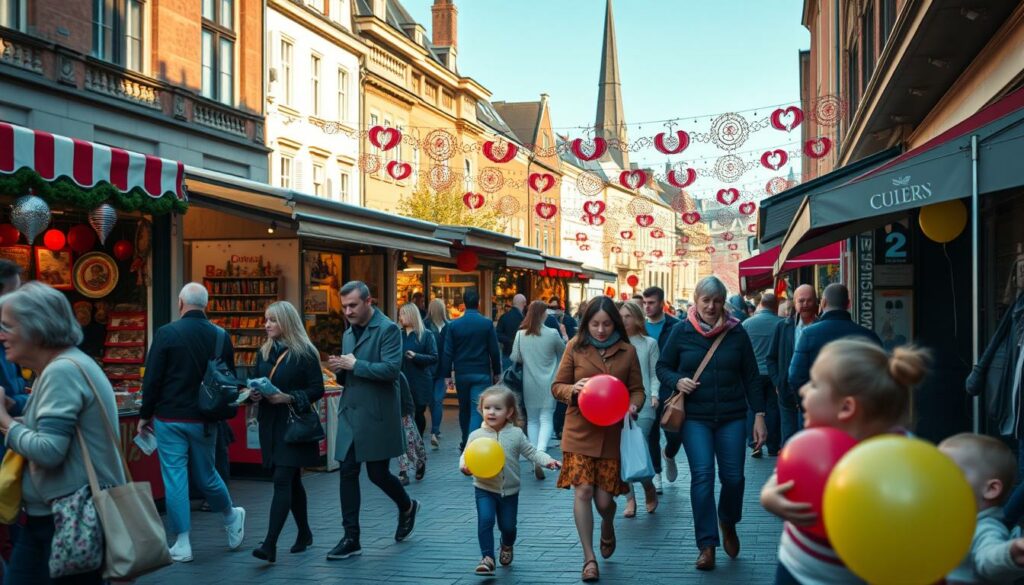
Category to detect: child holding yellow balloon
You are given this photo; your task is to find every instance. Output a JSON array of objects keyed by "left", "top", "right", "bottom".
[
  {"left": 760, "top": 339, "right": 931, "bottom": 584},
  {"left": 459, "top": 386, "right": 561, "bottom": 576}
]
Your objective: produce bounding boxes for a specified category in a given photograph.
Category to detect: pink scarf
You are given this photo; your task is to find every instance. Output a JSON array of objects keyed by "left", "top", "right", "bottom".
[{"left": 687, "top": 306, "right": 739, "bottom": 338}]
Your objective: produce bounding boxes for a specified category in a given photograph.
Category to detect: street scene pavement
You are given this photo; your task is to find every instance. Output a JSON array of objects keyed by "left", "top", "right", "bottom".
[{"left": 139, "top": 410, "right": 781, "bottom": 585}]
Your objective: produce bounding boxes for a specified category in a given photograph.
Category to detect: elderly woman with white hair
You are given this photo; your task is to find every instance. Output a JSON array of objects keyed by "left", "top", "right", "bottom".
[
  {"left": 656, "top": 276, "right": 767, "bottom": 571},
  {"left": 0, "top": 282, "right": 126, "bottom": 584}
]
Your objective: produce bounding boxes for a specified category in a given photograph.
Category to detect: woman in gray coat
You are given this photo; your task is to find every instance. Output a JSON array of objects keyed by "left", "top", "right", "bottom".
[{"left": 511, "top": 301, "right": 566, "bottom": 480}]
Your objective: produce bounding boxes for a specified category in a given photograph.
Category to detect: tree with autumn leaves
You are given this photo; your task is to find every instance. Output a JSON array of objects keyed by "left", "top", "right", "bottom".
[{"left": 397, "top": 179, "right": 505, "bottom": 232}]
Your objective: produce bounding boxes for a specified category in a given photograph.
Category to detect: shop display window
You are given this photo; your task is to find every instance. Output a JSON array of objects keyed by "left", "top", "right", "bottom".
[
  {"left": 981, "top": 189, "right": 1024, "bottom": 337},
  {"left": 397, "top": 264, "right": 425, "bottom": 310},
  {"left": 304, "top": 250, "right": 344, "bottom": 358},
  {"left": 430, "top": 267, "right": 480, "bottom": 320}
]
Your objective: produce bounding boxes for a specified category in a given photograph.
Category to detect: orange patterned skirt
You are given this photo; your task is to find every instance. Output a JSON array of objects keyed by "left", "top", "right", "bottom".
[{"left": 556, "top": 451, "right": 629, "bottom": 496}]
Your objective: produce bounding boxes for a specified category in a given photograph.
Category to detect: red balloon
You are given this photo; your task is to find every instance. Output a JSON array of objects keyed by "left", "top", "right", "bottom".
[
  {"left": 777, "top": 427, "right": 858, "bottom": 539},
  {"left": 0, "top": 224, "right": 20, "bottom": 245},
  {"left": 578, "top": 374, "right": 630, "bottom": 426},
  {"left": 113, "top": 239, "right": 134, "bottom": 261},
  {"left": 455, "top": 250, "right": 478, "bottom": 272},
  {"left": 43, "top": 229, "right": 66, "bottom": 252},
  {"left": 626, "top": 274, "right": 639, "bottom": 288},
  {"left": 67, "top": 224, "right": 97, "bottom": 254}
]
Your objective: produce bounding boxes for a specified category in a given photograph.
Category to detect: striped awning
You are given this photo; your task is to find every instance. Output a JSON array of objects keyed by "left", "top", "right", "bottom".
[{"left": 0, "top": 121, "right": 186, "bottom": 201}]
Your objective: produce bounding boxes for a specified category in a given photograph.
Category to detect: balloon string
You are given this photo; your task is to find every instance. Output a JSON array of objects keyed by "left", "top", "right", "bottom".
[{"left": 944, "top": 243, "right": 971, "bottom": 368}]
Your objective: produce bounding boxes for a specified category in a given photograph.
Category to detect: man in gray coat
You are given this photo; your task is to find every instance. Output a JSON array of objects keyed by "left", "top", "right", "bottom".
[{"left": 326, "top": 281, "right": 419, "bottom": 560}]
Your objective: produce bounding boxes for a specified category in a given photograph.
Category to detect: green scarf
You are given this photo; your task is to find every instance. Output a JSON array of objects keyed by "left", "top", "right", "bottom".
[{"left": 587, "top": 331, "right": 621, "bottom": 349}]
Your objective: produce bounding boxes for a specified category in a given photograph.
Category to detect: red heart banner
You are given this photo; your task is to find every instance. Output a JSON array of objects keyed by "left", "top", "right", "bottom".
[
  {"left": 760, "top": 149, "right": 788, "bottom": 171},
  {"left": 651, "top": 228, "right": 665, "bottom": 239},
  {"left": 620, "top": 230, "right": 634, "bottom": 240},
  {"left": 738, "top": 202, "right": 757, "bottom": 215},
  {"left": 803, "top": 136, "right": 833, "bottom": 159},
  {"left": 571, "top": 137, "right": 608, "bottom": 162},
  {"left": 619, "top": 169, "right": 648, "bottom": 190},
  {"left": 583, "top": 200, "right": 606, "bottom": 216},
  {"left": 679, "top": 235, "right": 691, "bottom": 244},
  {"left": 635, "top": 214, "right": 655, "bottom": 228},
  {"left": 747, "top": 224, "right": 757, "bottom": 233},
  {"left": 575, "top": 232, "right": 588, "bottom": 242},
  {"left": 667, "top": 167, "right": 696, "bottom": 189},
  {"left": 651, "top": 250, "right": 664, "bottom": 258},
  {"left": 462, "top": 192, "right": 485, "bottom": 210},
  {"left": 585, "top": 214, "right": 606, "bottom": 226},
  {"left": 770, "top": 106, "right": 804, "bottom": 132},
  {"left": 681, "top": 211, "right": 701, "bottom": 225},
  {"left": 534, "top": 202, "right": 558, "bottom": 220},
  {"left": 716, "top": 188, "right": 740, "bottom": 206},
  {"left": 633, "top": 251, "right": 645, "bottom": 259},
  {"left": 369, "top": 126, "right": 402, "bottom": 151},
  {"left": 705, "top": 246, "right": 716, "bottom": 254},
  {"left": 610, "top": 245, "right": 622, "bottom": 253},
  {"left": 676, "top": 248, "right": 688, "bottom": 256},
  {"left": 482, "top": 139, "right": 518, "bottom": 164},
  {"left": 728, "top": 243, "right": 739, "bottom": 251},
  {"left": 654, "top": 130, "right": 690, "bottom": 155},
  {"left": 721, "top": 232, "right": 735, "bottom": 241},
  {"left": 529, "top": 172, "right": 556, "bottom": 194},
  {"left": 386, "top": 161, "right": 412, "bottom": 181}
]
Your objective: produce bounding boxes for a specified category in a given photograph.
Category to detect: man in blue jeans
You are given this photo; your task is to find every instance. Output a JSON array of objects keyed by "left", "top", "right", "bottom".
[
  {"left": 139, "top": 283, "right": 246, "bottom": 563},
  {"left": 440, "top": 289, "right": 502, "bottom": 449}
]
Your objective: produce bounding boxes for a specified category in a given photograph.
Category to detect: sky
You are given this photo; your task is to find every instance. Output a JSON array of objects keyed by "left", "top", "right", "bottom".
[{"left": 405, "top": 0, "right": 811, "bottom": 202}]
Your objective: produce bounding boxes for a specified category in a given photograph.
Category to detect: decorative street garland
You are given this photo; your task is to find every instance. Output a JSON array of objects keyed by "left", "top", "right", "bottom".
[{"left": 0, "top": 168, "right": 188, "bottom": 215}]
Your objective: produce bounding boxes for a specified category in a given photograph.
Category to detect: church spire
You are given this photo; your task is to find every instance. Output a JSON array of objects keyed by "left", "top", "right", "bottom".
[{"left": 595, "top": 0, "right": 629, "bottom": 170}]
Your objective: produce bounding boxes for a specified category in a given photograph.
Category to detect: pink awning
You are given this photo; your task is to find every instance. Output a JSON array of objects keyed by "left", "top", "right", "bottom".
[
  {"left": 0, "top": 121, "right": 185, "bottom": 201},
  {"left": 738, "top": 242, "right": 841, "bottom": 294}
]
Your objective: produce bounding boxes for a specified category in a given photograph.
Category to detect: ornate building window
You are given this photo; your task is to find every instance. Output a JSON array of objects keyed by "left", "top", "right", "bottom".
[
  {"left": 92, "top": 0, "right": 145, "bottom": 72},
  {"left": 279, "top": 38, "right": 294, "bottom": 106},
  {"left": 201, "top": 0, "right": 235, "bottom": 105}
]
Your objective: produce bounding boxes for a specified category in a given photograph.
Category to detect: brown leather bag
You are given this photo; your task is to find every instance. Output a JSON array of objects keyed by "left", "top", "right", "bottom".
[{"left": 660, "top": 331, "right": 728, "bottom": 433}]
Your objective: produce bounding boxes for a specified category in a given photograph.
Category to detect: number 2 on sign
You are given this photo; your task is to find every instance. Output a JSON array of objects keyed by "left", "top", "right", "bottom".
[{"left": 885, "top": 232, "right": 907, "bottom": 259}]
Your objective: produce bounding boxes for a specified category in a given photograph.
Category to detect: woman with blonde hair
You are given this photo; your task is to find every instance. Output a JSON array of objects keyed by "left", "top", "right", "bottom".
[
  {"left": 249, "top": 301, "right": 325, "bottom": 563},
  {"left": 425, "top": 298, "right": 449, "bottom": 448},
  {"left": 398, "top": 303, "right": 437, "bottom": 478},
  {"left": 617, "top": 300, "right": 660, "bottom": 517}
]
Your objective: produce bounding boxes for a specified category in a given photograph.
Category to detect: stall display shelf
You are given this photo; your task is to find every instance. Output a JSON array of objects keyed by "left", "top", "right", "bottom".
[
  {"left": 103, "top": 314, "right": 146, "bottom": 383},
  {"left": 205, "top": 277, "right": 283, "bottom": 368}
]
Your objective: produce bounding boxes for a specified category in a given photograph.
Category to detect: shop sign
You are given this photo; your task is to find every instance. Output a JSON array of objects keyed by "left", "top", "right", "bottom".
[
  {"left": 875, "top": 222, "right": 910, "bottom": 265},
  {"left": 857, "top": 232, "right": 874, "bottom": 329}
]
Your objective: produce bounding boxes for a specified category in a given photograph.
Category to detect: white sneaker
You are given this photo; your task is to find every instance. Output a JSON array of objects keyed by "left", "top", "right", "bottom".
[
  {"left": 663, "top": 449, "right": 678, "bottom": 483},
  {"left": 652, "top": 473, "right": 663, "bottom": 494},
  {"left": 169, "top": 540, "right": 193, "bottom": 563},
  {"left": 225, "top": 506, "right": 246, "bottom": 550}
]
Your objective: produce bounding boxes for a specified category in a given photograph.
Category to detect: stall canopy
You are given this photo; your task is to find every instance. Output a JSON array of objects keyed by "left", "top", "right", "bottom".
[
  {"left": 0, "top": 121, "right": 186, "bottom": 201},
  {"left": 582, "top": 265, "right": 618, "bottom": 282},
  {"left": 506, "top": 246, "right": 546, "bottom": 271},
  {"left": 777, "top": 86, "right": 1024, "bottom": 272},
  {"left": 738, "top": 242, "right": 842, "bottom": 294}
]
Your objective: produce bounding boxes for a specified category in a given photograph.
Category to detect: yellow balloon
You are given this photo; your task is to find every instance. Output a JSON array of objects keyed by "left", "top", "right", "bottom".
[
  {"left": 464, "top": 437, "right": 505, "bottom": 479},
  {"left": 918, "top": 199, "right": 967, "bottom": 243},
  {"left": 823, "top": 436, "right": 975, "bottom": 585}
]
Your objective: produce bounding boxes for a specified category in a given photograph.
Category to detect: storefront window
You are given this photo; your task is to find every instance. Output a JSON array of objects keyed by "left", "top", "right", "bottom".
[
  {"left": 431, "top": 267, "right": 479, "bottom": 320},
  {"left": 397, "top": 264, "right": 425, "bottom": 310},
  {"left": 303, "top": 250, "right": 344, "bottom": 358},
  {"left": 982, "top": 189, "right": 1024, "bottom": 338},
  {"left": 349, "top": 254, "right": 384, "bottom": 304},
  {"left": 493, "top": 268, "right": 528, "bottom": 318},
  {"left": 530, "top": 274, "right": 567, "bottom": 307}
]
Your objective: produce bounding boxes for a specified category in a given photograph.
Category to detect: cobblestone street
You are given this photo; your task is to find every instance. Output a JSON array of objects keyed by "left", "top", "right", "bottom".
[{"left": 139, "top": 411, "right": 782, "bottom": 585}]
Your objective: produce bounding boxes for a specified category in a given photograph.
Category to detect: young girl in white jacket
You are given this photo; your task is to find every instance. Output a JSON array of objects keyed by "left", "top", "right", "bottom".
[{"left": 460, "top": 385, "right": 561, "bottom": 576}]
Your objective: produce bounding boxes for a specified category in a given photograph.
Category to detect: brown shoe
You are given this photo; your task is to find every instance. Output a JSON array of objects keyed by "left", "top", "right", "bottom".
[
  {"left": 695, "top": 546, "right": 715, "bottom": 571},
  {"left": 720, "top": 522, "right": 740, "bottom": 558},
  {"left": 581, "top": 559, "right": 599, "bottom": 582},
  {"left": 599, "top": 520, "right": 616, "bottom": 559}
]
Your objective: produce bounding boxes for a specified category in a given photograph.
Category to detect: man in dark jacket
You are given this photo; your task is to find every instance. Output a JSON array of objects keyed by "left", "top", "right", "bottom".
[
  {"left": 440, "top": 289, "right": 502, "bottom": 448},
  {"left": 139, "top": 283, "right": 245, "bottom": 563},
  {"left": 788, "top": 284, "right": 882, "bottom": 395},
  {"left": 767, "top": 284, "right": 818, "bottom": 445},
  {"left": 495, "top": 294, "right": 526, "bottom": 370},
  {"left": 642, "top": 286, "right": 680, "bottom": 490},
  {"left": 742, "top": 293, "right": 782, "bottom": 457}
]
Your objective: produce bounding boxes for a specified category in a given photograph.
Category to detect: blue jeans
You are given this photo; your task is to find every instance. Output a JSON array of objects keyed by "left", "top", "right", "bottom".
[
  {"left": 680, "top": 417, "right": 747, "bottom": 549},
  {"left": 155, "top": 419, "right": 234, "bottom": 535},
  {"left": 747, "top": 376, "right": 781, "bottom": 453},
  {"left": 456, "top": 374, "right": 492, "bottom": 445},
  {"left": 778, "top": 400, "right": 804, "bottom": 447},
  {"left": 3, "top": 515, "right": 102, "bottom": 585},
  {"left": 475, "top": 488, "right": 518, "bottom": 559},
  {"left": 430, "top": 377, "right": 447, "bottom": 435}
]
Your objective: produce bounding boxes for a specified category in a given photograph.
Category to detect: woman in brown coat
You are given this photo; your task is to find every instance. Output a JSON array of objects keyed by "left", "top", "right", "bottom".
[{"left": 551, "top": 296, "right": 646, "bottom": 582}]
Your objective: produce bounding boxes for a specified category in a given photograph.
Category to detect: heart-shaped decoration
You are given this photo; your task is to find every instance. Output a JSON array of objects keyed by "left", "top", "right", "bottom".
[
  {"left": 619, "top": 169, "right": 648, "bottom": 190},
  {"left": 610, "top": 245, "right": 623, "bottom": 253},
  {"left": 633, "top": 251, "right": 645, "bottom": 259},
  {"left": 529, "top": 172, "right": 556, "bottom": 194},
  {"left": 482, "top": 139, "right": 519, "bottom": 164},
  {"left": 369, "top": 125, "right": 402, "bottom": 151},
  {"left": 770, "top": 106, "right": 804, "bottom": 132},
  {"left": 667, "top": 167, "right": 696, "bottom": 189},
  {"left": 575, "top": 232, "right": 588, "bottom": 242},
  {"left": 654, "top": 130, "right": 690, "bottom": 155},
  {"left": 722, "top": 232, "right": 735, "bottom": 241},
  {"left": 620, "top": 230, "right": 634, "bottom": 240},
  {"left": 760, "top": 149, "right": 789, "bottom": 171},
  {"left": 583, "top": 200, "right": 606, "bottom": 216},
  {"left": 651, "top": 228, "right": 665, "bottom": 239},
  {"left": 580, "top": 244, "right": 591, "bottom": 251},
  {"left": 534, "top": 202, "right": 558, "bottom": 220},
  {"left": 651, "top": 250, "right": 664, "bottom": 258},
  {"left": 680, "top": 235, "right": 691, "bottom": 244},
  {"left": 728, "top": 243, "right": 739, "bottom": 251},
  {"left": 386, "top": 160, "right": 412, "bottom": 181},
  {"left": 682, "top": 261, "right": 690, "bottom": 267},
  {"left": 705, "top": 246, "right": 716, "bottom": 254},
  {"left": 716, "top": 188, "right": 740, "bottom": 206},
  {"left": 738, "top": 202, "right": 757, "bottom": 215},
  {"left": 635, "top": 214, "right": 655, "bottom": 228},
  {"left": 730, "top": 253, "right": 741, "bottom": 261},
  {"left": 747, "top": 224, "right": 757, "bottom": 233},
  {"left": 681, "top": 211, "right": 701, "bottom": 225},
  {"left": 571, "top": 137, "right": 608, "bottom": 162},
  {"left": 804, "top": 136, "right": 833, "bottom": 159},
  {"left": 675, "top": 248, "right": 688, "bottom": 256},
  {"left": 462, "top": 192, "right": 485, "bottom": 210},
  {"left": 585, "top": 214, "right": 606, "bottom": 226}
]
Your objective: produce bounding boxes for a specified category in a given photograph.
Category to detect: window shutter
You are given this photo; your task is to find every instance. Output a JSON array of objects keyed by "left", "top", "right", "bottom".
[{"left": 294, "top": 159, "right": 305, "bottom": 192}]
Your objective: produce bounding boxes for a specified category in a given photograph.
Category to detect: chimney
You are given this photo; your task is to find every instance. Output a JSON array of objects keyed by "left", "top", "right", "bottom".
[
  {"left": 540, "top": 93, "right": 549, "bottom": 104},
  {"left": 432, "top": 0, "right": 458, "bottom": 71}
]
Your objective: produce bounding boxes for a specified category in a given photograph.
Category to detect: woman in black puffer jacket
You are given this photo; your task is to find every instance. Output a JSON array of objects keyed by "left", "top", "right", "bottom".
[{"left": 656, "top": 276, "right": 766, "bottom": 572}]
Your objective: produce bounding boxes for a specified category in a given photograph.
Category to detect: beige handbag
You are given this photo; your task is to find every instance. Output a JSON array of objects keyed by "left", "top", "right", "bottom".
[
  {"left": 660, "top": 331, "right": 727, "bottom": 433},
  {"left": 67, "top": 359, "right": 172, "bottom": 580}
]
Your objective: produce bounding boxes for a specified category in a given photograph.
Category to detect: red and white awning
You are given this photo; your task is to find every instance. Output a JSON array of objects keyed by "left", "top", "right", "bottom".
[{"left": 0, "top": 121, "right": 185, "bottom": 201}]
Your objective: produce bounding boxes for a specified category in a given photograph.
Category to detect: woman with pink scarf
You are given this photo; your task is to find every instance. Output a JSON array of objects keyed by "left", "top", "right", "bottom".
[{"left": 655, "top": 276, "right": 767, "bottom": 572}]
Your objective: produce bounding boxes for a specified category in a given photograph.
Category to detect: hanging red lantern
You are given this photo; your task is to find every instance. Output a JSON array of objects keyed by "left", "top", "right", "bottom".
[
  {"left": 0, "top": 224, "right": 20, "bottom": 245},
  {"left": 626, "top": 274, "right": 639, "bottom": 288},
  {"left": 66, "top": 224, "right": 97, "bottom": 253},
  {"left": 605, "top": 286, "right": 615, "bottom": 297},
  {"left": 620, "top": 292, "right": 629, "bottom": 301},
  {"left": 455, "top": 250, "right": 479, "bottom": 272},
  {"left": 43, "top": 229, "right": 66, "bottom": 252},
  {"left": 113, "top": 239, "right": 135, "bottom": 261}
]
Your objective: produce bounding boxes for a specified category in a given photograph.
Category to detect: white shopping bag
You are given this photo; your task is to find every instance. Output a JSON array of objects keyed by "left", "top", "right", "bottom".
[{"left": 619, "top": 415, "right": 655, "bottom": 482}]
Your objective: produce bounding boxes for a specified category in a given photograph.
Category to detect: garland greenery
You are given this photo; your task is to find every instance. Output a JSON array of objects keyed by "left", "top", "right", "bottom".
[{"left": 0, "top": 167, "right": 188, "bottom": 215}]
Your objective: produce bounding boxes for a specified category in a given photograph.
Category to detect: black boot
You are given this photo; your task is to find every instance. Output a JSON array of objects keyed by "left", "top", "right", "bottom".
[{"left": 252, "top": 542, "right": 276, "bottom": 563}]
